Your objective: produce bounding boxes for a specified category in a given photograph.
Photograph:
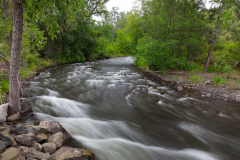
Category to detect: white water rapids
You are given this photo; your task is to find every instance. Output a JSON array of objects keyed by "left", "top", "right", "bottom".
[{"left": 22, "top": 57, "right": 240, "bottom": 160}]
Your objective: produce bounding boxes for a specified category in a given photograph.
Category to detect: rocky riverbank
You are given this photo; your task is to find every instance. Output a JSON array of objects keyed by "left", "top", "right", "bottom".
[
  {"left": 0, "top": 104, "right": 95, "bottom": 160},
  {"left": 141, "top": 69, "right": 240, "bottom": 103}
]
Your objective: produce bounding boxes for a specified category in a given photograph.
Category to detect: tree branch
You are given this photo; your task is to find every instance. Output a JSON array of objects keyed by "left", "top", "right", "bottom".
[{"left": 221, "top": 14, "right": 240, "bottom": 35}]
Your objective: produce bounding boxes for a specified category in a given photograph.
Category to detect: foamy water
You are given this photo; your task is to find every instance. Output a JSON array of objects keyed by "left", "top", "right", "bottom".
[{"left": 22, "top": 57, "right": 240, "bottom": 160}]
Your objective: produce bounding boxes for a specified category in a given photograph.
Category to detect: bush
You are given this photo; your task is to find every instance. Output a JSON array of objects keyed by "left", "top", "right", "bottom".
[
  {"left": 0, "top": 75, "right": 9, "bottom": 104},
  {"left": 189, "top": 71, "right": 201, "bottom": 84},
  {"left": 213, "top": 76, "right": 226, "bottom": 85}
]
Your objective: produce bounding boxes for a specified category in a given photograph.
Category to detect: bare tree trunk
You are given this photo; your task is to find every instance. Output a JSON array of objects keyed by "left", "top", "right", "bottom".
[
  {"left": 204, "top": 3, "right": 225, "bottom": 72},
  {"left": 0, "top": 53, "right": 10, "bottom": 73},
  {"left": 8, "top": 0, "right": 23, "bottom": 115}
]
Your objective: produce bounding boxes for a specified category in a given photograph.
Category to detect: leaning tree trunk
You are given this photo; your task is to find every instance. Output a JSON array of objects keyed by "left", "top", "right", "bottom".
[
  {"left": 8, "top": 0, "right": 23, "bottom": 115},
  {"left": 204, "top": 2, "right": 225, "bottom": 72}
]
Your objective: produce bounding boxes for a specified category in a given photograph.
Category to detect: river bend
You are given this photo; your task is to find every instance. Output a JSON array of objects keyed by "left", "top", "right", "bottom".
[{"left": 22, "top": 57, "right": 240, "bottom": 160}]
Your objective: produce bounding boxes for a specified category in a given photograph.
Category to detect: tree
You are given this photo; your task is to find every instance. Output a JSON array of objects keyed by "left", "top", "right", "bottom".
[
  {"left": 204, "top": 2, "right": 226, "bottom": 72},
  {"left": 8, "top": 0, "right": 23, "bottom": 115}
]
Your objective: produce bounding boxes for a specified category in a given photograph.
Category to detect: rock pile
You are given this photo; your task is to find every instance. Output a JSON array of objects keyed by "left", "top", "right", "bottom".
[{"left": 0, "top": 104, "right": 95, "bottom": 160}]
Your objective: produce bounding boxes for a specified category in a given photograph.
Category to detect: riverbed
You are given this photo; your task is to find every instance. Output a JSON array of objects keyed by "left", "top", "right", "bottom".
[{"left": 22, "top": 57, "right": 240, "bottom": 160}]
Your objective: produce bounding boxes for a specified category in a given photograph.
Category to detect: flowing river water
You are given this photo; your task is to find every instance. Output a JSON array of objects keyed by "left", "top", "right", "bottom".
[{"left": 21, "top": 57, "right": 240, "bottom": 160}]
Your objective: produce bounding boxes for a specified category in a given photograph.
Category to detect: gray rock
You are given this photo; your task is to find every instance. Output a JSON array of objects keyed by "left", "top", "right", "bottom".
[
  {"left": 7, "top": 112, "right": 21, "bottom": 122},
  {"left": 236, "top": 94, "right": 240, "bottom": 102},
  {"left": 27, "top": 126, "right": 48, "bottom": 135},
  {"left": 0, "top": 128, "right": 17, "bottom": 147},
  {"left": 206, "top": 93, "right": 211, "bottom": 98},
  {"left": 39, "top": 121, "right": 72, "bottom": 142},
  {"left": 0, "top": 103, "right": 8, "bottom": 124},
  {"left": 19, "top": 146, "right": 50, "bottom": 160},
  {"left": 20, "top": 107, "right": 33, "bottom": 118},
  {"left": 35, "top": 133, "right": 47, "bottom": 143},
  {"left": 26, "top": 157, "right": 37, "bottom": 160},
  {"left": 42, "top": 142, "right": 57, "bottom": 154},
  {"left": 50, "top": 146, "right": 93, "bottom": 160},
  {"left": 223, "top": 94, "right": 230, "bottom": 98},
  {"left": 1, "top": 147, "right": 23, "bottom": 160},
  {"left": 0, "top": 126, "right": 6, "bottom": 132},
  {"left": 32, "top": 141, "right": 42, "bottom": 152},
  {"left": 0, "top": 140, "right": 7, "bottom": 153},
  {"left": 48, "top": 132, "right": 64, "bottom": 148},
  {"left": 140, "top": 87, "right": 148, "bottom": 92},
  {"left": 13, "top": 124, "right": 28, "bottom": 135},
  {"left": 177, "top": 86, "right": 183, "bottom": 92},
  {"left": 39, "top": 121, "right": 62, "bottom": 134},
  {"left": 15, "top": 133, "right": 35, "bottom": 147},
  {"left": 205, "top": 80, "right": 213, "bottom": 85}
]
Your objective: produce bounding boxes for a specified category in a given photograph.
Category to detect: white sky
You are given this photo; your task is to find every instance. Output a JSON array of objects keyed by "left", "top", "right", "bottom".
[
  {"left": 106, "top": 0, "right": 136, "bottom": 12},
  {"left": 93, "top": 0, "right": 213, "bottom": 20}
]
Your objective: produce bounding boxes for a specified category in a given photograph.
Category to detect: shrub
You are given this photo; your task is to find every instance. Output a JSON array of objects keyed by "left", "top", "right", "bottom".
[
  {"left": 189, "top": 71, "right": 201, "bottom": 84},
  {"left": 213, "top": 76, "right": 226, "bottom": 85}
]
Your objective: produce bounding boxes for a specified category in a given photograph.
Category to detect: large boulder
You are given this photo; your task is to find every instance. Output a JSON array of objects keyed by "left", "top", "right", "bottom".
[
  {"left": 0, "top": 147, "right": 23, "bottom": 160},
  {"left": 15, "top": 133, "right": 35, "bottom": 147},
  {"left": 48, "top": 132, "right": 64, "bottom": 148},
  {"left": 42, "top": 142, "right": 57, "bottom": 154},
  {"left": 49, "top": 146, "right": 94, "bottom": 160},
  {"left": 0, "top": 103, "right": 8, "bottom": 124}
]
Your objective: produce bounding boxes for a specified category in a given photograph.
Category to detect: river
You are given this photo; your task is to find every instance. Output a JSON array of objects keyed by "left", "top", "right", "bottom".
[{"left": 21, "top": 57, "right": 240, "bottom": 160}]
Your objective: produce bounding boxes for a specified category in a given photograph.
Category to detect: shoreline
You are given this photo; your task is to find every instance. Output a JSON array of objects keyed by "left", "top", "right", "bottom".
[{"left": 139, "top": 68, "right": 240, "bottom": 103}]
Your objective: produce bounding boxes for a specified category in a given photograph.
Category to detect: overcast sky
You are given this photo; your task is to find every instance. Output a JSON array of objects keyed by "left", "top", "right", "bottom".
[
  {"left": 106, "top": 0, "right": 136, "bottom": 12},
  {"left": 94, "top": 0, "right": 212, "bottom": 20}
]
